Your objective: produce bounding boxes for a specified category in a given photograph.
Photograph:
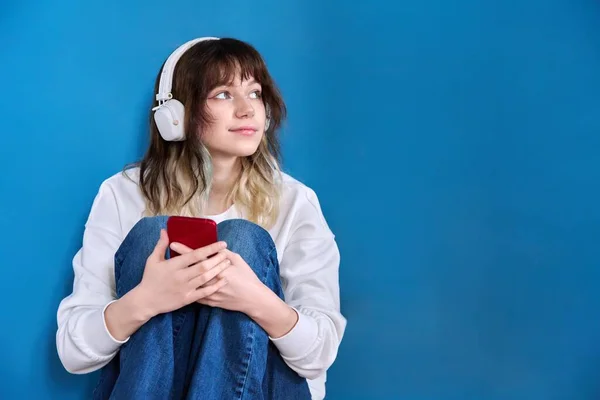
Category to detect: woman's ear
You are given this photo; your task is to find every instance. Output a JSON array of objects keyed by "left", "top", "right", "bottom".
[{"left": 265, "top": 104, "right": 272, "bottom": 131}]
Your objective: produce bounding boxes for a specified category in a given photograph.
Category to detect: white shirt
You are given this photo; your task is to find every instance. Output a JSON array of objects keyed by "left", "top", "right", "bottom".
[{"left": 56, "top": 166, "right": 346, "bottom": 400}]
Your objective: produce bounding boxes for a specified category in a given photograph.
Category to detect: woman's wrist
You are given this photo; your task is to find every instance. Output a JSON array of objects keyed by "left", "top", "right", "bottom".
[
  {"left": 127, "top": 285, "right": 158, "bottom": 321},
  {"left": 104, "top": 285, "right": 155, "bottom": 341},
  {"left": 246, "top": 284, "right": 299, "bottom": 338}
]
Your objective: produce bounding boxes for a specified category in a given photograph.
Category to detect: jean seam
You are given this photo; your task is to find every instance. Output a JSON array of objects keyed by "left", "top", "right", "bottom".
[
  {"left": 172, "top": 311, "right": 187, "bottom": 340},
  {"left": 235, "top": 321, "right": 255, "bottom": 400},
  {"left": 267, "top": 245, "right": 277, "bottom": 269}
]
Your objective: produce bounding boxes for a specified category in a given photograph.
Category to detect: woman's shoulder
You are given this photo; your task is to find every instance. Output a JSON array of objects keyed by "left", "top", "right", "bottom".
[
  {"left": 99, "top": 165, "right": 141, "bottom": 191},
  {"left": 278, "top": 171, "right": 319, "bottom": 203},
  {"left": 277, "top": 171, "right": 330, "bottom": 225},
  {"left": 273, "top": 171, "right": 335, "bottom": 244},
  {"left": 89, "top": 166, "right": 146, "bottom": 235},
  {"left": 94, "top": 165, "right": 145, "bottom": 213}
]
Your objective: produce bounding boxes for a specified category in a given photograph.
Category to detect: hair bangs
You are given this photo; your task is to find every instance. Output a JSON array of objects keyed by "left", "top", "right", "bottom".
[{"left": 201, "top": 39, "right": 269, "bottom": 89}]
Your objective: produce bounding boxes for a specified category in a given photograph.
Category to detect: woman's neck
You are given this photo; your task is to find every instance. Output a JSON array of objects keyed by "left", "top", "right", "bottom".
[{"left": 206, "top": 156, "right": 240, "bottom": 215}]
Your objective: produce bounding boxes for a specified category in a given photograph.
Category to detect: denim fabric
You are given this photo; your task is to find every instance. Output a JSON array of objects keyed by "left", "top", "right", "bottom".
[{"left": 92, "top": 217, "right": 311, "bottom": 400}]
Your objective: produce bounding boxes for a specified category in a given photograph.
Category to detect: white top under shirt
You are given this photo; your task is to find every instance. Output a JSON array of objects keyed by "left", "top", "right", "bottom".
[{"left": 56, "top": 166, "right": 346, "bottom": 400}]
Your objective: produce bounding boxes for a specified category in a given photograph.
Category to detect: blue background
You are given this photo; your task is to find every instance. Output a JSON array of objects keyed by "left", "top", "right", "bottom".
[{"left": 1, "top": 0, "right": 599, "bottom": 399}]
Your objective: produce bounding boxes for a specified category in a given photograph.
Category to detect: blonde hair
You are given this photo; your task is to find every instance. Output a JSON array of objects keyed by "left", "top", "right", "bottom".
[{"left": 127, "top": 38, "right": 287, "bottom": 229}]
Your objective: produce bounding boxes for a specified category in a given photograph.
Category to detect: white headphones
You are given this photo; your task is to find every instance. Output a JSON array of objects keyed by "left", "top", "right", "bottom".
[{"left": 152, "top": 37, "right": 271, "bottom": 142}]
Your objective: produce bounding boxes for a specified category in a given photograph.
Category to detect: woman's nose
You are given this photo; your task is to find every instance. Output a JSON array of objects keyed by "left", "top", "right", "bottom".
[{"left": 234, "top": 98, "right": 255, "bottom": 119}]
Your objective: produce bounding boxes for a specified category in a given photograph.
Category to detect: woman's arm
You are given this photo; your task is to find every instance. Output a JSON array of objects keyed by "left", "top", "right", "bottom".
[
  {"left": 244, "top": 287, "right": 299, "bottom": 339},
  {"left": 103, "top": 286, "right": 153, "bottom": 341},
  {"left": 264, "top": 187, "right": 347, "bottom": 380},
  {"left": 56, "top": 181, "right": 129, "bottom": 374}
]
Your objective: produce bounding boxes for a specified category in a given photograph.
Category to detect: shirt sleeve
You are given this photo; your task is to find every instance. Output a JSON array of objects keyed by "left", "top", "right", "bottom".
[
  {"left": 270, "top": 187, "right": 347, "bottom": 379},
  {"left": 56, "top": 181, "right": 126, "bottom": 374}
]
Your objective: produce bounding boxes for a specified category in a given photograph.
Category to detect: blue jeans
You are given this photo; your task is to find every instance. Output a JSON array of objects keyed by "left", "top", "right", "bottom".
[{"left": 92, "top": 217, "right": 311, "bottom": 400}]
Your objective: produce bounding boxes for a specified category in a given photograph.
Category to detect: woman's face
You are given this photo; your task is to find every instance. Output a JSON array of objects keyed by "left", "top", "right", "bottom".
[{"left": 201, "top": 74, "right": 267, "bottom": 160}]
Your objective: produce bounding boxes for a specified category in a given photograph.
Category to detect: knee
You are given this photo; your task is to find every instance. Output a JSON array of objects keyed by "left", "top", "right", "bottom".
[
  {"left": 113, "top": 216, "right": 168, "bottom": 295},
  {"left": 217, "top": 219, "right": 274, "bottom": 249},
  {"left": 129, "top": 216, "right": 168, "bottom": 236},
  {"left": 217, "top": 219, "right": 277, "bottom": 276},
  {"left": 115, "top": 216, "right": 168, "bottom": 262}
]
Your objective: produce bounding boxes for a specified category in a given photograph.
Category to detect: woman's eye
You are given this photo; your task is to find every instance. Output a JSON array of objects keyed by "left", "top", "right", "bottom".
[
  {"left": 214, "top": 92, "right": 230, "bottom": 99},
  {"left": 249, "top": 90, "right": 262, "bottom": 99}
]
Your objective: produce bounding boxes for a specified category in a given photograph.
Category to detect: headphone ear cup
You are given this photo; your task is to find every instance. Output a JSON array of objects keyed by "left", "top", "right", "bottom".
[{"left": 154, "top": 99, "right": 186, "bottom": 141}]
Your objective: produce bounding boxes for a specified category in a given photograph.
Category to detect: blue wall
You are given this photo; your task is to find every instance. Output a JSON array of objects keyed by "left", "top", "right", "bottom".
[{"left": 1, "top": 0, "right": 600, "bottom": 399}]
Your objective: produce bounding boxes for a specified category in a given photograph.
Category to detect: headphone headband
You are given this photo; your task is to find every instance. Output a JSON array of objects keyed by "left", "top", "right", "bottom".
[{"left": 155, "top": 37, "right": 220, "bottom": 102}]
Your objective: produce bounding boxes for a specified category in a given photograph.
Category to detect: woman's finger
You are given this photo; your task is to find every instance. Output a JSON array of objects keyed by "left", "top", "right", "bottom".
[
  {"left": 169, "top": 242, "right": 193, "bottom": 255},
  {"left": 172, "top": 241, "right": 227, "bottom": 269},
  {"left": 193, "top": 278, "right": 228, "bottom": 301},
  {"left": 185, "top": 252, "right": 229, "bottom": 282},
  {"left": 195, "top": 260, "right": 230, "bottom": 288}
]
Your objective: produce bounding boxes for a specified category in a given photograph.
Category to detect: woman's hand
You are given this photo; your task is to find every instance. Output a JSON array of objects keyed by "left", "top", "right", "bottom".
[
  {"left": 168, "top": 243, "right": 266, "bottom": 314},
  {"left": 105, "top": 229, "right": 232, "bottom": 341},
  {"left": 168, "top": 242, "right": 299, "bottom": 338},
  {"left": 200, "top": 249, "right": 269, "bottom": 313},
  {"left": 136, "top": 229, "right": 232, "bottom": 318}
]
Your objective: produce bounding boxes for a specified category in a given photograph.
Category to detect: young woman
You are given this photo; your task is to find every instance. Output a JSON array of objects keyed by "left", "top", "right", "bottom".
[{"left": 56, "top": 37, "right": 346, "bottom": 400}]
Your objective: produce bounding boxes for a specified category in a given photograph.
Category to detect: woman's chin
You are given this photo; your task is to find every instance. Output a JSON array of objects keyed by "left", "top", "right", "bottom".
[{"left": 207, "top": 144, "right": 261, "bottom": 159}]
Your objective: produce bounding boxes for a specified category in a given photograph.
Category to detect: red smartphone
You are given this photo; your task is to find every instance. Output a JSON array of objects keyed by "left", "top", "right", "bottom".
[{"left": 166, "top": 216, "right": 218, "bottom": 258}]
